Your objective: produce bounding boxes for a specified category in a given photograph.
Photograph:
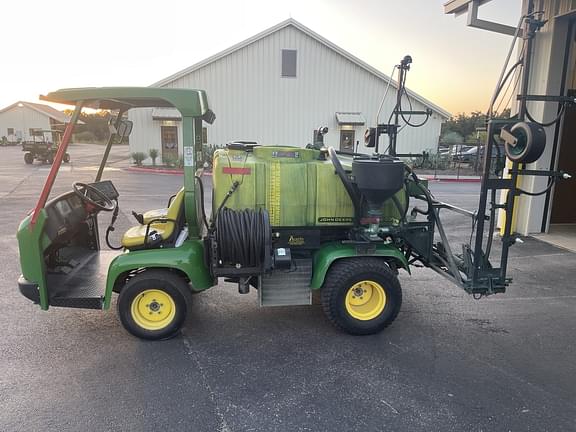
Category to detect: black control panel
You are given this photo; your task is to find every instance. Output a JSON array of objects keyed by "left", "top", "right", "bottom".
[{"left": 88, "top": 180, "right": 119, "bottom": 200}]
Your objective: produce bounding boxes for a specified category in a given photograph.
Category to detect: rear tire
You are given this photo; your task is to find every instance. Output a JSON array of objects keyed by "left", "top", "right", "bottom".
[
  {"left": 63, "top": 153, "right": 70, "bottom": 163},
  {"left": 117, "top": 270, "right": 191, "bottom": 340},
  {"left": 321, "top": 258, "right": 402, "bottom": 335},
  {"left": 24, "top": 153, "right": 33, "bottom": 164}
]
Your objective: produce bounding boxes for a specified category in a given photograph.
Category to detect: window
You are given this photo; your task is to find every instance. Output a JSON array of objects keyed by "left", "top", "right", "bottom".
[
  {"left": 202, "top": 127, "right": 207, "bottom": 144},
  {"left": 7, "top": 128, "right": 14, "bottom": 135},
  {"left": 281, "top": 49, "right": 297, "bottom": 77}
]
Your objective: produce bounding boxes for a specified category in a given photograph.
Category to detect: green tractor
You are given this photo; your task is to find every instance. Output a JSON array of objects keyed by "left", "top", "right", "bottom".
[{"left": 16, "top": 55, "right": 569, "bottom": 340}]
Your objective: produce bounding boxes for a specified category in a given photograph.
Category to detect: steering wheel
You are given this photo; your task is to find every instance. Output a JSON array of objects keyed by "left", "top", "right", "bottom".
[{"left": 73, "top": 182, "right": 116, "bottom": 212}]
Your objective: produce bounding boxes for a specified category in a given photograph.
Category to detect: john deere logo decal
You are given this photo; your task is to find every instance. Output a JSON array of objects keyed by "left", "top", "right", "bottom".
[{"left": 318, "top": 217, "right": 354, "bottom": 223}]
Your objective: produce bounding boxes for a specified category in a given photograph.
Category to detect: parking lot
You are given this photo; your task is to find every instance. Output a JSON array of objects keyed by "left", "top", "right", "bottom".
[{"left": 1, "top": 143, "right": 576, "bottom": 431}]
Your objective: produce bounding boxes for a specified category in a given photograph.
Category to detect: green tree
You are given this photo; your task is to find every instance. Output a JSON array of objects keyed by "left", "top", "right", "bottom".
[
  {"left": 442, "top": 109, "right": 511, "bottom": 141},
  {"left": 441, "top": 131, "right": 463, "bottom": 145},
  {"left": 64, "top": 109, "right": 115, "bottom": 142}
]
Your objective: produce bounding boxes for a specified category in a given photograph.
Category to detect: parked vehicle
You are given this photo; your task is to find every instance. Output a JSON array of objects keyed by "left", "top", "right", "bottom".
[
  {"left": 22, "top": 129, "right": 69, "bottom": 164},
  {"left": 455, "top": 144, "right": 506, "bottom": 167},
  {"left": 16, "top": 86, "right": 541, "bottom": 341}
]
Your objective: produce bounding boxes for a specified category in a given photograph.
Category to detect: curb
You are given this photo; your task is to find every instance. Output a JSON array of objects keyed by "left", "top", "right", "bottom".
[{"left": 125, "top": 166, "right": 183, "bottom": 175}]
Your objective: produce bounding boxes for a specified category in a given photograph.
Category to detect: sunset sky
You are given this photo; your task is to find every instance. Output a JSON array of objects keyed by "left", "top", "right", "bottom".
[{"left": 1, "top": 0, "right": 520, "bottom": 116}]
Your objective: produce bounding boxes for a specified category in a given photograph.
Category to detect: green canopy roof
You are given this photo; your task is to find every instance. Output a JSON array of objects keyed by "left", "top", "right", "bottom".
[{"left": 40, "top": 87, "right": 214, "bottom": 121}]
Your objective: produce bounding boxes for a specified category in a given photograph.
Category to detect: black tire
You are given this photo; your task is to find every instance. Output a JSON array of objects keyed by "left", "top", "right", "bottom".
[
  {"left": 63, "top": 153, "right": 70, "bottom": 163},
  {"left": 117, "top": 270, "right": 192, "bottom": 340},
  {"left": 24, "top": 153, "right": 33, "bottom": 164},
  {"left": 504, "top": 121, "right": 546, "bottom": 163},
  {"left": 47, "top": 154, "right": 54, "bottom": 164},
  {"left": 321, "top": 258, "right": 402, "bottom": 335}
]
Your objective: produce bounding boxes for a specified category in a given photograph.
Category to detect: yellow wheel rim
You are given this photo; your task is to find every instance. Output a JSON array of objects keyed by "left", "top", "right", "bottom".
[
  {"left": 130, "top": 289, "right": 176, "bottom": 331},
  {"left": 345, "top": 280, "right": 386, "bottom": 321}
]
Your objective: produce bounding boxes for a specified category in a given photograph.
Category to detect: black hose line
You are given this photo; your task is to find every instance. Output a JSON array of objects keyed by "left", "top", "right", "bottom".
[
  {"left": 488, "top": 59, "right": 524, "bottom": 117},
  {"left": 211, "top": 180, "right": 240, "bottom": 229},
  {"left": 105, "top": 200, "right": 124, "bottom": 250},
  {"left": 483, "top": 188, "right": 497, "bottom": 263},
  {"left": 216, "top": 207, "right": 270, "bottom": 268},
  {"left": 525, "top": 103, "right": 566, "bottom": 127},
  {"left": 518, "top": 177, "right": 557, "bottom": 196},
  {"left": 195, "top": 175, "right": 209, "bottom": 231}
]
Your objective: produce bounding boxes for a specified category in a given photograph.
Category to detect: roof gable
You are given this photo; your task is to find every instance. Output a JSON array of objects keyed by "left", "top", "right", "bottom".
[
  {"left": 0, "top": 101, "right": 72, "bottom": 124},
  {"left": 152, "top": 18, "right": 450, "bottom": 119}
]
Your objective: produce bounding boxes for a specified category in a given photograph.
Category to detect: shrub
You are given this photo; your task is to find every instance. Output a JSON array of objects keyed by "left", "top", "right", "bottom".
[
  {"left": 202, "top": 144, "right": 221, "bottom": 168},
  {"left": 163, "top": 154, "right": 178, "bottom": 168},
  {"left": 131, "top": 152, "right": 147, "bottom": 166},
  {"left": 149, "top": 148, "right": 159, "bottom": 166}
]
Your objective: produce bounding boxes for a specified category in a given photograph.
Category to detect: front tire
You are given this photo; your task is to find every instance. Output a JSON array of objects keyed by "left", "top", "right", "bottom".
[
  {"left": 321, "top": 258, "right": 402, "bottom": 335},
  {"left": 117, "top": 270, "right": 191, "bottom": 340}
]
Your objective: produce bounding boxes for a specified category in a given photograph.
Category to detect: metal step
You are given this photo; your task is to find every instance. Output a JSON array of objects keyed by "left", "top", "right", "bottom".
[
  {"left": 46, "top": 249, "right": 117, "bottom": 310},
  {"left": 259, "top": 259, "right": 312, "bottom": 306}
]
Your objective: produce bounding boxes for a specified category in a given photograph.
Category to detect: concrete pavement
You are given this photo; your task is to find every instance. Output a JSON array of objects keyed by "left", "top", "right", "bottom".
[{"left": 1, "top": 144, "right": 575, "bottom": 431}]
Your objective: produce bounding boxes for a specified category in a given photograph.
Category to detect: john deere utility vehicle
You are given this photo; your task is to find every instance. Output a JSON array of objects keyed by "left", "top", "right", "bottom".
[
  {"left": 16, "top": 8, "right": 572, "bottom": 340},
  {"left": 22, "top": 129, "right": 70, "bottom": 165}
]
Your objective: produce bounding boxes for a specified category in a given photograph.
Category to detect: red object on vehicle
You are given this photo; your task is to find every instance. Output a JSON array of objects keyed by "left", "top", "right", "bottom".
[
  {"left": 222, "top": 167, "right": 251, "bottom": 175},
  {"left": 30, "top": 107, "right": 80, "bottom": 228}
]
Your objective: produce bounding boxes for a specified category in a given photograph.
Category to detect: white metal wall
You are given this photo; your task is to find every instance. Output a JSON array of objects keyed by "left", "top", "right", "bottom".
[
  {"left": 129, "top": 108, "right": 183, "bottom": 161},
  {"left": 0, "top": 106, "right": 51, "bottom": 142},
  {"left": 514, "top": 0, "right": 575, "bottom": 234},
  {"left": 130, "top": 25, "right": 445, "bottom": 160}
]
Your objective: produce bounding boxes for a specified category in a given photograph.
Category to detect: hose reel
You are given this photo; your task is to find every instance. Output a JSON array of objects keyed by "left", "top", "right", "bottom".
[
  {"left": 501, "top": 121, "right": 546, "bottom": 163},
  {"left": 213, "top": 207, "right": 272, "bottom": 273}
]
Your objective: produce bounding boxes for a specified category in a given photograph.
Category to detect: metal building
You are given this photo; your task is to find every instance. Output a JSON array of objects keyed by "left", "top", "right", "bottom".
[
  {"left": 129, "top": 19, "right": 450, "bottom": 164},
  {"left": 446, "top": 0, "right": 576, "bottom": 241},
  {"left": 0, "top": 101, "right": 72, "bottom": 144}
]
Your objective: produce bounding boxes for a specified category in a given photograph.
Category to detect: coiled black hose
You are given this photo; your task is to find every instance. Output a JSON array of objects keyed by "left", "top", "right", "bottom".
[{"left": 216, "top": 208, "right": 270, "bottom": 268}]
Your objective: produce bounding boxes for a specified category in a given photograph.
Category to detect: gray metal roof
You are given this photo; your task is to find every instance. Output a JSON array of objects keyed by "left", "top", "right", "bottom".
[{"left": 0, "top": 101, "right": 73, "bottom": 124}]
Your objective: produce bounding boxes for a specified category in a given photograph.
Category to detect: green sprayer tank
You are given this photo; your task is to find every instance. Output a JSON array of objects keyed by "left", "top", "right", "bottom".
[{"left": 212, "top": 146, "right": 404, "bottom": 227}]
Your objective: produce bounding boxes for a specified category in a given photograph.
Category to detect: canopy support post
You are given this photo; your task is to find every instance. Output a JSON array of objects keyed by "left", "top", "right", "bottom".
[
  {"left": 31, "top": 101, "right": 83, "bottom": 227},
  {"left": 96, "top": 108, "right": 126, "bottom": 182}
]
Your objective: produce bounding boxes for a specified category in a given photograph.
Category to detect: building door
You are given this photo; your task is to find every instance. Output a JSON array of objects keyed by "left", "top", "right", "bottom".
[
  {"left": 161, "top": 126, "right": 178, "bottom": 162},
  {"left": 551, "top": 90, "right": 576, "bottom": 223},
  {"left": 340, "top": 130, "right": 355, "bottom": 153}
]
